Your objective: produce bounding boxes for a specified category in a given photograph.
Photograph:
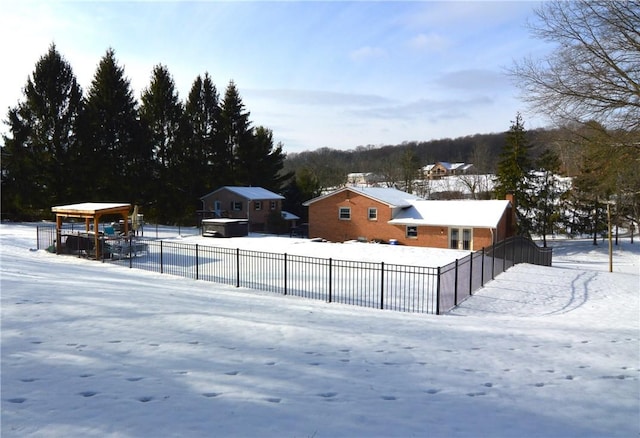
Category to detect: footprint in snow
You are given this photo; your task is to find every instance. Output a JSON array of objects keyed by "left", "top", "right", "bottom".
[
  {"left": 467, "top": 392, "right": 486, "bottom": 397},
  {"left": 126, "top": 377, "right": 144, "bottom": 382},
  {"left": 225, "top": 371, "right": 240, "bottom": 376},
  {"left": 20, "top": 378, "right": 38, "bottom": 383},
  {"left": 317, "top": 392, "right": 338, "bottom": 398},
  {"left": 381, "top": 395, "right": 396, "bottom": 401},
  {"left": 265, "top": 397, "right": 281, "bottom": 403},
  {"left": 79, "top": 391, "right": 98, "bottom": 397},
  {"left": 202, "top": 392, "right": 222, "bottom": 398},
  {"left": 425, "top": 389, "right": 440, "bottom": 395},
  {"left": 137, "top": 396, "right": 153, "bottom": 402},
  {"left": 7, "top": 398, "right": 27, "bottom": 404}
]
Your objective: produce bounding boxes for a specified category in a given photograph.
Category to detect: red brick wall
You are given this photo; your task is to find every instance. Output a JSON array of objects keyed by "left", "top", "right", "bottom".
[
  {"left": 309, "top": 190, "right": 512, "bottom": 250},
  {"left": 202, "top": 190, "right": 280, "bottom": 231}
]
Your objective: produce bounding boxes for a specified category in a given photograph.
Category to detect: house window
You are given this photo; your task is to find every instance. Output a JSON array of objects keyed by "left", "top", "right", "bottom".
[
  {"left": 339, "top": 207, "right": 351, "bottom": 220},
  {"left": 270, "top": 200, "right": 277, "bottom": 210},
  {"left": 214, "top": 201, "right": 221, "bottom": 212},
  {"left": 254, "top": 201, "right": 262, "bottom": 211},
  {"left": 450, "top": 228, "right": 472, "bottom": 250},
  {"left": 406, "top": 226, "right": 418, "bottom": 238},
  {"left": 231, "top": 201, "right": 242, "bottom": 211},
  {"left": 368, "top": 207, "right": 377, "bottom": 220}
]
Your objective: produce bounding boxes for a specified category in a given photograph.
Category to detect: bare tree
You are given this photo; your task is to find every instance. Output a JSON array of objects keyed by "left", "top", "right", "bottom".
[{"left": 511, "top": 1, "right": 640, "bottom": 135}]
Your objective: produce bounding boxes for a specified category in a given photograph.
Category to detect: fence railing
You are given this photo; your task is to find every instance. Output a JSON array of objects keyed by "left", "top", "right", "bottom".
[{"left": 37, "top": 227, "right": 551, "bottom": 315}]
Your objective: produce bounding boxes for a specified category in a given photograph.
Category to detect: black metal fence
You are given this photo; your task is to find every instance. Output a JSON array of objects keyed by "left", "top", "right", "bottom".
[{"left": 37, "top": 226, "right": 551, "bottom": 315}]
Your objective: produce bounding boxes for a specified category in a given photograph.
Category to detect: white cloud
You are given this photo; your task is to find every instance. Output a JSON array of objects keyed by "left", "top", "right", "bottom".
[
  {"left": 349, "top": 46, "right": 387, "bottom": 62},
  {"left": 408, "top": 33, "right": 451, "bottom": 52}
]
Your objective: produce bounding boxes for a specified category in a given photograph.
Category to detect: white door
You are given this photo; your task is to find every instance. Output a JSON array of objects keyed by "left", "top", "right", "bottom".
[{"left": 450, "top": 228, "right": 472, "bottom": 250}]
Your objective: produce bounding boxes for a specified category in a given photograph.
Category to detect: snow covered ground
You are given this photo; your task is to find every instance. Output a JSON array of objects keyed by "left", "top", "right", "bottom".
[{"left": 1, "top": 223, "right": 638, "bottom": 437}]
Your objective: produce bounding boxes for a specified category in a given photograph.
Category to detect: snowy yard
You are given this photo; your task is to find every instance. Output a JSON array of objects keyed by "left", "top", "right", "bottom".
[{"left": 1, "top": 223, "right": 639, "bottom": 437}]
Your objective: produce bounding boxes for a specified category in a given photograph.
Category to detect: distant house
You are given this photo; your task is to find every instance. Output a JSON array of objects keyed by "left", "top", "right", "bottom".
[
  {"left": 199, "top": 186, "right": 286, "bottom": 233},
  {"left": 423, "top": 162, "right": 473, "bottom": 179},
  {"left": 303, "top": 186, "right": 514, "bottom": 250},
  {"left": 346, "top": 172, "right": 384, "bottom": 186}
]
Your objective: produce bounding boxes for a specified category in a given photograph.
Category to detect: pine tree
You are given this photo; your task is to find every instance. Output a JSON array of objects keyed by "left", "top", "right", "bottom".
[
  {"left": 183, "top": 73, "right": 220, "bottom": 197},
  {"left": 217, "top": 81, "right": 252, "bottom": 185},
  {"left": 237, "top": 126, "right": 292, "bottom": 191},
  {"left": 79, "top": 48, "right": 145, "bottom": 202},
  {"left": 530, "top": 148, "right": 565, "bottom": 246},
  {"left": 139, "top": 64, "right": 185, "bottom": 223},
  {"left": 494, "top": 113, "right": 534, "bottom": 235},
  {"left": 1, "top": 44, "right": 83, "bottom": 218}
]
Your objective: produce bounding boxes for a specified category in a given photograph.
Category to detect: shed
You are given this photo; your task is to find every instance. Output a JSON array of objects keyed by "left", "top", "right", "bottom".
[{"left": 51, "top": 202, "right": 131, "bottom": 257}]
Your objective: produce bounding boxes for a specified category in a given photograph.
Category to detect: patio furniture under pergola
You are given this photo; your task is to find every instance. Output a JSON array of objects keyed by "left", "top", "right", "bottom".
[{"left": 51, "top": 202, "right": 131, "bottom": 257}]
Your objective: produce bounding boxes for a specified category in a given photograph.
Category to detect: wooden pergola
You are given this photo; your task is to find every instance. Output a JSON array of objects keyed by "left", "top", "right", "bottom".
[{"left": 51, "top": 202, "right": 131, "bottom": 257}]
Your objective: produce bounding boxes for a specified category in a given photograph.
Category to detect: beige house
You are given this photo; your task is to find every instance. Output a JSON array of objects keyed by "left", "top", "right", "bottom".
[{"left": 423, "top": 162, "right": 474, "bottom": 179}]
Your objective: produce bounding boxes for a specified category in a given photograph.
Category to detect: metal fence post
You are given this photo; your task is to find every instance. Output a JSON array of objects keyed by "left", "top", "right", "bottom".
[
  {"left": 469, "top": 252, "right": 473, "bottom": 296},
  {"left": 436, "top": 266, "right": 441, "bottom": 315},
  {"left": 160, "top": 241, "right": 164, "bottom": 274},
  {"left": 328, "top": 258, "right": 333, "bottom": 303},
  {"left": 481, "top": 247, "right": 485, "bottom": 286},
  {"left": 380, "top": 262, "right": 385, "bottom": 310},
  {"left": 454, "top": 259, "right": 459, "bottom": 306},
  {"left": 129, "top": 237, "right": 133, "bottom": 269},
  {"left": 236, "top": 248, "right": 240, "bottom": 288},
  {"left": 195, "top": 244, "right": 199, "bottom": 280},
  {"left": 284, "top": 253, "right": 288, "bottom": 296}
]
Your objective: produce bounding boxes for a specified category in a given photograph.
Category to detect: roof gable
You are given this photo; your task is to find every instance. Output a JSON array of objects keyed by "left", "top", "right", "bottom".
[{"left": 201, "top": 186, "right": 284, "bottom": 201}]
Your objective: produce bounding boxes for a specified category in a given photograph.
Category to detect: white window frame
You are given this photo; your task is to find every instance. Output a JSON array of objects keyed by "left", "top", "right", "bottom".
[
  {"left": 232, "top": 201, "right": 243, "bottom": 211},
  {"left": 406, "top": 225, "right": 418, "bottom": 238},
  {"left": 339, "top": 207, "right": 351, "bottom": 220},
  {"left": 368, "top": 207, "right": 378, "bottom": 221},
  {"left": 270, "top": 200, "right": 277, "bottom": 210},
  {"left": 450, "top": 227, "right": 473, "bottom": 250},
  {"left": 254, "top": 201, "right": 262, "bottom": 211}
]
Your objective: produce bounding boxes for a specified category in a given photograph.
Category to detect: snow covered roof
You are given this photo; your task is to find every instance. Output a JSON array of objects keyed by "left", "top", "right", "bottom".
[
  {"left": 388, "top": 199, "right": 511, "bottom": 228},
  {"left": 303, "top": 186, "right": 424, "bottom": 208},
  {"left": 281, "top": 210, "right": 300, "bottom": 221},
  {"left": 201, "top": 186, "right": 284, "bottom": 201},
  {"left": 51, "top": 202, "right": 131, "bottom": 216}
]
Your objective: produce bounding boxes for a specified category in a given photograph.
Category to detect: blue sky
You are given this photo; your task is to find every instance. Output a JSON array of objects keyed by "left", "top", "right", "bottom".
[{"left": 1, "top": 1, "right": 552, "bottom": 153}]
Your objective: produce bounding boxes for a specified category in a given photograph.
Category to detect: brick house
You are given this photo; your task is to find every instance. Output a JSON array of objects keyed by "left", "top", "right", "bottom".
[
  {"left": 303, "top": 186, "right": 514, "bottom": 250},
  {"left": 199, "top": 186, "right": 285, "bottom": 233}
]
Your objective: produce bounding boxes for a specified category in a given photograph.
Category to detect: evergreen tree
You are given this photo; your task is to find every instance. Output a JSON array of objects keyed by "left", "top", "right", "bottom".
[
  {"left": 139, "top": 64, "right": 185, "bottom": 223},
  {"left": 530, "top": 148, "right": 565, "bottom": 246},
  {"left": 282, "top": 167, "right": 321, "bottom": 222},
  {"left": 494, "top": 113, "right": 534, "bottom": 235},
  {"left": 79, "top": 48, "right": 145, "bottom": 202},
  {"left": 183, "top": 73, "right": 220, "bottom": 197},
  {"left": 237, "top": 126, "right": 292, "bottom": 191},
  {"left": 217, "top": 81, "right": 251, "bottom": 185},
  {"left": 1, "top": 44, "right": 83, "bottom": 218}
]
